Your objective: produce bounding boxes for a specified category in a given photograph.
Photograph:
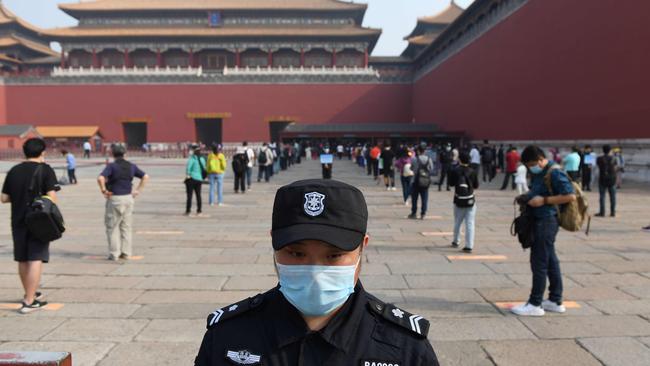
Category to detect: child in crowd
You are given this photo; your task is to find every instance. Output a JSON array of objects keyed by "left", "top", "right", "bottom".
[{"left": 515, "top": 162, "right": 529, "bottom": 194}]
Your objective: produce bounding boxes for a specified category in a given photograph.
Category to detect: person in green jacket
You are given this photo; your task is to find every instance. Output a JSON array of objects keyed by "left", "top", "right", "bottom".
[
  {"left": 185, "top": 145, "right": 207, "bottom": 216},
  {"left": 207, "top": 144, "right": 227, "bottom": 206}
]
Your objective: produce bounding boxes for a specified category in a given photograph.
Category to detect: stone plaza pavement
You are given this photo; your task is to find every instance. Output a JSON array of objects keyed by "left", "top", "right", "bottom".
[{"left": 1, "top": 157, "right": 650, "bottom": 366}]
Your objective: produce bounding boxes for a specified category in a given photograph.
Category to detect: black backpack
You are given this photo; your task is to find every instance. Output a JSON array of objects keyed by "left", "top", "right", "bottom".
[
  {"left": 195, "top": 155, "right": 207, "bottom": 180},
  {"left": 416, "top": 156, "right": 431, "bottom": 189},
  {"left": 232, "top": 154, "right": 246, "bottom": 174},
  {"left": 599, "top": 155, "right": 616, "bottom": 187},
  {"left": 453, "top": 168, "right": 475, "bottom": 207},
  {"left": 511, "top": 200, "right": 534, "bottom": 250},
  {"left": 25, "top": 164, "right": 65, "bottom": 242},
  {"left": 258, "top": 149, "right": 268, "bottom": 165}
]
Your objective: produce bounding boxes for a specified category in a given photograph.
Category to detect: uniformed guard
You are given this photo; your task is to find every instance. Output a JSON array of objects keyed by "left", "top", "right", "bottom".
[{"left": 195, "top": 179, "right": 439, "bottom": 366}]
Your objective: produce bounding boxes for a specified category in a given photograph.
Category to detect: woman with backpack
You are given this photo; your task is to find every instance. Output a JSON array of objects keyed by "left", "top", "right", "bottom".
[
  {"left": 185, "top": 146, "right": 207, "bottom": 217},
  {"left": 206, "top": 145, "right": 226, "bottom": 206},
  {"left": 395, "top": 150, "right": 415, "bottom": 205},
  {"left": 449, "top": 151, "right": 479, "bottom": 253},
  {"left": 408, "top": 145, "right": 433, "bottom": 220}
]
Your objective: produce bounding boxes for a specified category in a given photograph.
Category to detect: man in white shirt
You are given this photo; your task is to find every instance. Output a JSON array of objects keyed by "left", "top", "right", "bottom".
[
  {"left": 83, "top": 141, "right": 92, "bottom": 159},
  {"left": 470, "top": 145, "right": 481, "bottom": 171},
  {"left": 243, "top": 141, "right": 255, "bottom": 190}
]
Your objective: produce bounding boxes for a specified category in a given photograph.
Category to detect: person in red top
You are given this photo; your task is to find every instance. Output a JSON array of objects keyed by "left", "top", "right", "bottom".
[
  {"left": 369, "top": 145, "right": 381, "bottom": 180},
  {"left": 500, "top": 146, "right": 520, "bottom": 190}
]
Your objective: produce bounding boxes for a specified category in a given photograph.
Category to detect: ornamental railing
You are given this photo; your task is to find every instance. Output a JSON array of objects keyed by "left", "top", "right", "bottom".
[
  {"left": 51, "top": 66, "right": 203, "bottom": 77},
  {"left": 223, "top": 65, "right": 379, "bottom": 77}
]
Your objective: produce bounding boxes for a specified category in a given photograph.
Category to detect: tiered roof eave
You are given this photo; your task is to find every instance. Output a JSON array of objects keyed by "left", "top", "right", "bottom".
[
  {"left": 404, "top": 1, "right": 464, "bottom": 40},
  {"left": 59, "top": 0, "right": 368, "bottom": 18},
  {"left": 0, "top": 2, "right": 49, "bottom": 35}
]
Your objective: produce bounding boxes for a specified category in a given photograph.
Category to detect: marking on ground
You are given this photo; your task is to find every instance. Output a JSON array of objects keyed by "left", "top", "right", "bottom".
[
  {"left": 0, "top": 303, "right": 65, "bottom": 311},
  {"left": 447, "top": 255, "right": 508, "bottom": 261},
  {"left": 421, "top": 232, "right": 454, "bottom": 236},
  {"left": 494, "top": 301, "right": 581, "bottom": 310},
  {"left": 136, "top": 230, "right": 184, "bottom": 235},
  {"left": 83, "top": 255, "right": 144, "bottom": 261}
]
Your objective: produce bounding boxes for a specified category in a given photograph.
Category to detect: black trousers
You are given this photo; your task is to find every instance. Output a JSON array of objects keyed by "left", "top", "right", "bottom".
[
  {"left": 500, "top": 172, "right": 516, "bottom": 190},
  {"left": 438, "top": 165, "right": 451, "bottom": 190},
  {"left": 234, "top": 172, "right": 246, "bottom": 192},
  {"left": 68, "top": 169, "right": 77, "bottom": 184},
  {"left": 481, "top": 162, "right": 493, "bottom": 182},
  {"left": 582, "top": 166, "right": 592, "bottom": 190},
  {"left": 185, "top": 179, "right": 202, "bottom": 213}
]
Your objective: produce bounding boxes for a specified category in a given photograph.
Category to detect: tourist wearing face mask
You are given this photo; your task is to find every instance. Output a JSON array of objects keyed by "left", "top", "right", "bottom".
[
  {"left": 195, "top": 180, "right": 439, "bottom": 366},
  {"left": 512, "top": 146, "right": 576, "bottom": 317}
]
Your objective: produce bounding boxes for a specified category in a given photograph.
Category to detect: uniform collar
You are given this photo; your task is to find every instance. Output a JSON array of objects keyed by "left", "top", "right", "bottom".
[{"left": 267, "top": 282, "right": 367, "bottom": 353}]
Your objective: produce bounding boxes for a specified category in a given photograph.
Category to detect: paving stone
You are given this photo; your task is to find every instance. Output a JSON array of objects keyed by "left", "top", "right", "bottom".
[
  {"left": 222, "top": 276, "right": 278, "bottom": 290},
  {"left": 110, "top": 263, "right": 275, "bottom": 276},
  {"left": 401, "top": 289, "right": 485, "bottom": 303},
  {"left": 0, "top": 318, "right": 65, "bottom": 341},
  {"left": 588, "top": 299, "right": 650, "bottom": 315},
  {"left": 619, "top": 286, "right": 650, "bottom": 299},
  {"left": 487, "top": 262, "right": 604, "bottom": 274},
  {"left": 4, "top": 303, "right": 140, "bottom": 319},
  {"left": 359, "top": 275, "right": 409, "bottom": 290},
  {"left": 389, "top": 262, "right": 493, "bottom": 275},
  {"left": 47, "top": 289, "right": 144, "bottom": 303},
  {"left": 136, "top": 319, "right": 205, "bottom": 342},
  {"left": 134, "top": 276, "right": 228, "bottom": 291},
  {"left": 428, "top": 317, "right": 536, "bottom": 341},
  {"left": 0, "top": 341, "right": 115, "bottom": 366},
  {"left": 42, "top": 275, "right": 144, "bottom": 289},
  {"left": 134, "top": 290, "right": 258, "bottom": 304},
  {"left": 481, "top": 340, "right": 601, "bottom": 366},
  {"left": 44, "top": 319, "right": 149, "bottom": 342},
  {"left": 131, "top": 303, "right": 217, "bottom": 319},
  {"left": 430, "top": 341, "right": 494, "bottom": 366},
  {"left": 569, "top": 273, "right": 650, "bottom": 287},
  {"left": 578, "top": 337, "right": 650, "bottom": 366},
  {"left": 520, "top": 315, "right": 650, "bottom": 339},
  {"left": 98, "top": 342, "right": 198, "bottom": 366},
  {"left": 505, "top": 274, "right": 582, "bottom": 288},
  {"left": 198, "top": 254, "right": 260, "bottom": 264},
  {"left": 592, "top": 261, "right": 650, "bottom": 274},
  {"left": 405, "top": 274, "right": 517, "bottom": 289}
]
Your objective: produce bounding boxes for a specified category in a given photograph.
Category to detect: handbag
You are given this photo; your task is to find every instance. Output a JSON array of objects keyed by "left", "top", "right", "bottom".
[
  {"left": 25, "top": 164, "right": 65, "bottom": 242},
  {"left": 510, "top": 199, "right": 534, "bottom": 250}
]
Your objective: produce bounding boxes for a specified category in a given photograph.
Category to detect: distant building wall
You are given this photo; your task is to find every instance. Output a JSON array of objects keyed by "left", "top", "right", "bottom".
[
  {"left": 3, "top": 83, "right": 412, "bottom": 143},
  {"left": 412, "top": 0, "right": 650, "bottom": 140}
]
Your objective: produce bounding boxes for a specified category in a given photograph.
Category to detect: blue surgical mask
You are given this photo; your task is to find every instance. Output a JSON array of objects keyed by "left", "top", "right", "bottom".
[
  {"left": 276, "top": 259, "right": 358, "bottom": 316},
  {"left": 529, "top": 165, "right": 543, "bottom": 174}
]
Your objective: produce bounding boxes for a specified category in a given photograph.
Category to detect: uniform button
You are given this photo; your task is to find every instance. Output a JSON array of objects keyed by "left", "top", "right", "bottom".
[
  {"left": 375, "top": 304, "right": 383, "bottom": 311},
  {"left": 252, "top": 297, "right": 261, "bottom": 305}
]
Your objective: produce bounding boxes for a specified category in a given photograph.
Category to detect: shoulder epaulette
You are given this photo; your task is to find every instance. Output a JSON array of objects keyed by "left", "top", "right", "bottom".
[
  {"left": 206, "top": 293, "right": 265, "bottom": 329},
  {"left": 367, "top": 296, "right": 430, "bottom": 338}
]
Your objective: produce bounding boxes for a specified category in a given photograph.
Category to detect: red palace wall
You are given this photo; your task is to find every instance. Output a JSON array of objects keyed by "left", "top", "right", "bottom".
[
  {"left": 0, "top": 84, "right": 7, "bottom": 124},
  {"left": 413, "top": 0, "right": 650, "bottom": 140},
  {"left": 3, "top": 83, "right": 412, "bottom": 142}
]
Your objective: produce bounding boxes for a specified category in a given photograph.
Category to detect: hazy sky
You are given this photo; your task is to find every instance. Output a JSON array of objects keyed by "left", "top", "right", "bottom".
[{"left": 4, "top": 0, "right": 473, "bottom": 56}]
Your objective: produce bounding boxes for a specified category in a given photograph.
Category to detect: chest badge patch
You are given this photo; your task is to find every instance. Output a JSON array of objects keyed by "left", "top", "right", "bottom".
[
  {"left": 226, "top": 350, "right": 261, "bottom": 365},
  {"left": 360, "top": 360, "right": 401, "bottom": 366},
  {"left": 391, "top": 308, "right": 404, "bottom": 318},
  {"left": 304, "top": 192, "right": 325, "bottom": 217}
]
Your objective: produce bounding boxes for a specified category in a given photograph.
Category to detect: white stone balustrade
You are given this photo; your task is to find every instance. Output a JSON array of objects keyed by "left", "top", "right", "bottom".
[
  {"left": 223, "top": 65, "right": 379, "bottom": 77},
  {"left": 52, "top": 66, "right": 203, "bottom": 77}
]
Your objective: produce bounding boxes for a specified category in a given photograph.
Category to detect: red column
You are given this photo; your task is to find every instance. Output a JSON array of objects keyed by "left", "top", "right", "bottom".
[
  {"left": 156, "top": 49, "right": 163, "bottom": 67},
  {"left": 300, "top": 48, "right": 305, "bottom": 67},
  {"left": 331, "top": 50, "right": 337, "bottom": 68},
  {"left": 92, "top": 49, "right": 99, "bottom": 68},
  {"left": 364, "top": 48, "right": 369, "bottom": 67},
  {"left": 235, "top": 49, "right": 241, "bottom": 67},
  {"left": 60, "top": 49, "right": 65, "bottom": 68},
  {"left": 188, "top": 49, "right": 194, "bottom": 68},
  {"left": 123, "top": 49, "right": 130, "bottom": 67},
  {"left": 267, "top": 50, "right": 273, "bottom": 68}
]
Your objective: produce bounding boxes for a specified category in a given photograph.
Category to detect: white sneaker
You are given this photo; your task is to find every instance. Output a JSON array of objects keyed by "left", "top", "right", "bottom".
[
  {"left": 386, "top": 187, "right": 390, "bottom": 191},
  {"left": 391, "top": 187, "right": 397, "bottom": 191},
  {"left": 511, "top": 303, "right": 545, "bottom": 316},
  {"left": 542, "top": 300, "right": 566, "bottom": 313}
]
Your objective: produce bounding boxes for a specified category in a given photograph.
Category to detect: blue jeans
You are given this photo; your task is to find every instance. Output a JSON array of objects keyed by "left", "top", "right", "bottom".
[
  {"left": 411, "top": 186, "right": 429, "bottom": 216},
  {"left": 400, "top": 176, "right": 413, "bottom": 202},
  {"left": 453, "top": 204, "right": 476, "bottom": 249},
  {"left": 528, "top": 216, "right": 562, "bottom": 306},
  {"left": 245, "top": 167, "right": 253, "bottom": 188},
  {"left": 208, "top": 173, "right": 224, "bottom": 205},
  {"left": 598, "top": 184, "right": 616, "bottom": 215}
]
